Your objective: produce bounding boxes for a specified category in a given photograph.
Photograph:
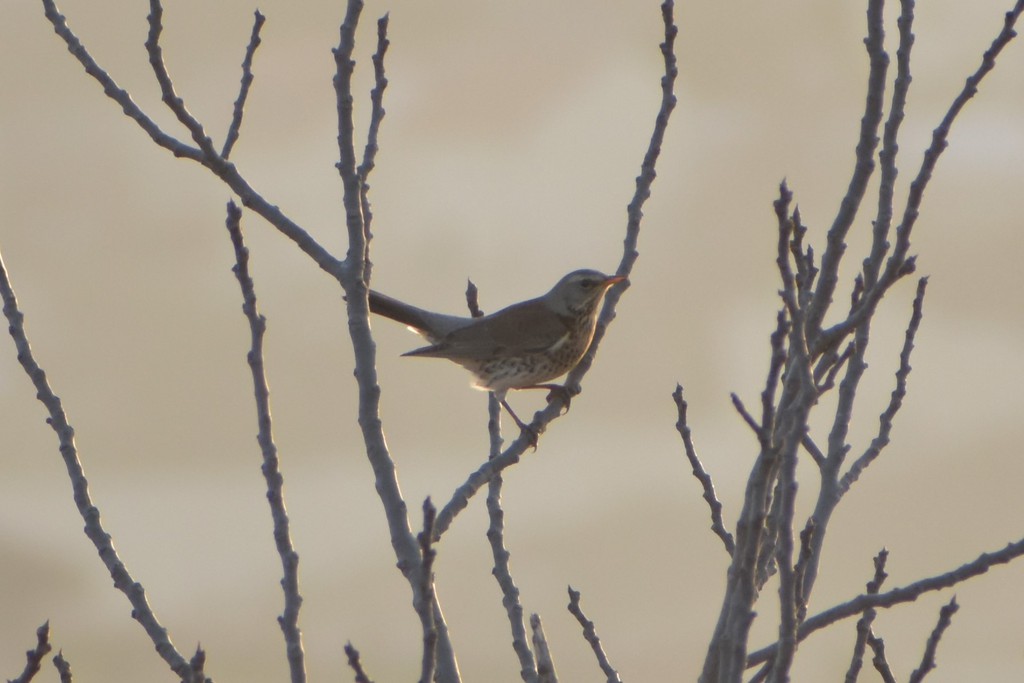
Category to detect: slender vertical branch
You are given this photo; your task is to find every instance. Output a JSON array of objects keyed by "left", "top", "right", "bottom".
[
  {"left": 332, "top": 4, "right": 460, "bottom": 680},
  {"left": 530, "top": 614, "right": 559, "bottom": 683},
  {"left": 222, "top": 10, "right": 266, "bottom": 159},
  {"left": 863, "top": 0, "right": 916, "bottom": 290},
  {"left": 437, "top": 0, "right": 678, "bottom": 540},
  {"left": 844, "top": 550, "right": 889, "bottom": 683},
  {"left": 145, "top": 0, "right": 219, "bottom": 155},
  {"left": 416, "top": 500, "right": 439, "bottom": 683},
  {"left": 806, "top": 0, "right": 888, "bottom": 343},
  {"left": 225, "top": 202, "right": 306, "bottom": 683},
  {"left": 567, "top": 0, "right": 677, "bottom": 394}
]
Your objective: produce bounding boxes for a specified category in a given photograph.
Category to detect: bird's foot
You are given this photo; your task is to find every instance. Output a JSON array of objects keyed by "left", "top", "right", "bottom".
[{"left": 538, "top": 383, "right": 575, "bottom": 415}]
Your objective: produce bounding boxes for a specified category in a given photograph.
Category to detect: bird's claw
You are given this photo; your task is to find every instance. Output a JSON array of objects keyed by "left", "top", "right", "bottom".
[{"left": 543, "top": 385, "right": 574, "bottom": 415}]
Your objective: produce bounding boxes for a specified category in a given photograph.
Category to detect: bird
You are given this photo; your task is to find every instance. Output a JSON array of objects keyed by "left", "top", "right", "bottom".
[{"left": 367, "top": 268, "right": 626, "bottom": 436}]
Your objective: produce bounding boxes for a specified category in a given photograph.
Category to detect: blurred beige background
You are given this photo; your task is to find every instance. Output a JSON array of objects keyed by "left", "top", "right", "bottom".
[{"left": 2, "top": 0, "right": 1024, "bottom": 680}]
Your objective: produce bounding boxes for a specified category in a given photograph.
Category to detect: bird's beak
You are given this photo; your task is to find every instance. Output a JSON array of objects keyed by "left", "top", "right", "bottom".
[{"left": 605, "top": 274, "right": 627, "bottom": 286}]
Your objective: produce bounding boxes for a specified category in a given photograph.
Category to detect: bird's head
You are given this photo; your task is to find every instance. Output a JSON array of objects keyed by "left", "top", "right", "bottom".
[{"left": 544, "top": 269, "right": 626, "bottom": 316}]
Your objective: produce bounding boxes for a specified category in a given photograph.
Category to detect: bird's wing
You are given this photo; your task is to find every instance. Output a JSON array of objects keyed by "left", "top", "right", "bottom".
[{"left": 403, "top": 298, "right": 572, "bottom": 360}]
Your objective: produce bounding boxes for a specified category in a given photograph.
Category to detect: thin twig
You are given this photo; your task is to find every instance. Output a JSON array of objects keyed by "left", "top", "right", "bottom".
[
  {"left": 805, "top": 0, "right": 888, "bottom": 346},
  {"left": 0, "top": 251, "right": 190, "bottom": 676},
  {"left": 40, "top": 0, "right": 201, "bottom": 159},
  {"left": 800, "top": 434, "right": 825, "bottom": 468},
  {"left": 747, "top": 536, "right": 1024, "bottom": 667},
  {"left": 188, "top": 646, "right": 209, "bottom": 683},
  {"left": 480, "top": 321, "right": 537, "bottom": 683},
  {"left": 839, "top": 277, "right": 927, "bottom": 496},
  {"left": 225, "top": 202, "right": 306, "bottom": 683},
  {"left": 344, "top": 642, "right": 375, "bottom": 683},
  {"left": 907, "top": 597, "right": 959, "bottom": 683},
  {"left": 866, "top": 634, "right": 898, "bottom": 683},
  {"left": 730, "top": 392, "right": 762, "bottom": 438},
  {"left": 416, "top": 499, "right": 439, "bottom": 683},
  {"left": 9, "top": 622, "right": 51, "bottom": 683},
  {"left": 475, "top": 276, "right": 537, "bottom": 683},
  {"left": 562, "top": 0, "right": 678, "bottom": 394},
  {"left": 792, "top": 521, "right": 816, "bottom": 623},
  {"left": 863, "top": 0, "right": 916, "bottom": 290},
  {"left": 145, "top": 0, "right": 219, "bottom": 155},
  {"left": 41, "top": 0, "right": 342, "bottom": 276},
  {"left": 530, "top": 614, "right": 559, "bottom": 683},
  {"left": 760, "top": 311, "right": 790, "bottom": 448},
  {"left": 357, "top": 13, "right": 390, "bottom": 281},
  {"left": 52, "top": 651, "right": 73, "bottom": 683},
  {"left": 844, "top": 549, "right": 889, "bottom": 683},
  {"left": 222, "top": 10, "right": 266, "bottom": 159},
  {"left": 434, "top": 0, "right": 678, "bottom": 539},
  {"left": 567, "top": 587, "right": 622, "bottom": 683},
  {"left": 672, "top": 385, "right": 734, "bottom": 555},
  {"left": 816, "top": 0, "right": 1024, "bottom": 355}
]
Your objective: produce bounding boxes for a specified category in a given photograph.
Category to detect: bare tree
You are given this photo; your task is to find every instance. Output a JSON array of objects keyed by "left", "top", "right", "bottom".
[{"left": 4, "top": 0, "right": 1024, "bottom": 681}]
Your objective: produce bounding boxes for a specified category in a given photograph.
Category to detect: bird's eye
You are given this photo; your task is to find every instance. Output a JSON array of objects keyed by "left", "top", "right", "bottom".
[{"left": 580, "top": 279, "right": 595, "bottom": 289}]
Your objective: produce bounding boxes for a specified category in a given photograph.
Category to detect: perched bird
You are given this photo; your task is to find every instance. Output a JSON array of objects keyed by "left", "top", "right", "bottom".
[{"left": 367, "top": 269, "right": 626, "bottom": 434}]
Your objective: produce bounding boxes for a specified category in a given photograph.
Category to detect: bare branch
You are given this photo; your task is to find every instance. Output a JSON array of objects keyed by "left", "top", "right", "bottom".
[
  {"left": 672, "top": 385, "right": 734, "bottom": 555},
  {"left": 839, "top": 277, "right": 926, "bottom": 496},
  {"left": 867, "top": 634, "right": 898, "bottom": 683},
  {"left": 9, "top": 622, "right": 51, "bottom": 683},
  {"left": 52, "top": 651, "right": 72, "bottom": 683},
  {"left": 530, "top": 614, "right": 559, "bottom": 683},
  {"left": 863, "top": 0, "right": 916, "bottom": 290},
  {"left": 416, "top": 499, "right": 439, "bottom": 683},
  {"left": 760, "top": 311, "right": 790, "bottom": 446},
  {"left": 473, "top": 274, "right": 536, "bottom": 683},
  {"left": 562, "top": 0, "right": 677, "bottom": 395},
  {"left": 41, "top": 0, "right": 343, "bottom": 276},
  {"left": 358, "top": 14, "right": 390, "bottom": 185},
  {"left": 437, "top": 1, "right": 678, "bottom": 539},
  {"left": 486, "top": 397, "right": 537, "bottom": 681},
  {"left": 0, "top": 250, "right": 191, "bottom": 676},
  {"left": 40, "top": 0, "right": 201, "bottom": 160},
  {"left": 344, "top": 642, "right": 375, "bottom": 683},
  {"left": 357, "top": 13, "right": 390, "bottom": 281},
  {"left": 567, "top": 587, "right": 622, "bottom": 683},
  {"left": 805, "top": 0, "right": 888, "bottom": 343},
  {"left": 908, "top": 598, "right": 960, "bottom": 683},
  {"left": 747, "top": 537, "right": 1024, "bottom": 668},
  {"left": 844, "top": 549, "right": 889, "bottom": 683},
  {"left": 188, "top": 646, "right": 210, "bottom": 683},
  {"left": 145, "top": 0, "right": 219, "bottom": 155},
  {"left": 800, "top": 434, "right": 825, "bottom": 469},
  {"left": 222, "top": 10, "right": 266, "bottom": 159},
  {"left": 225, "top": 202, "right": 306, "bottom": 683},
  {"left": 792, "top": 521, "right": 816, "bottom": 623},
  {"left": 730, "top": 392, "right": 762, "bottom": 438},
  {"left": 816, "top": 0, "right": 1024, "bottom": 356}
]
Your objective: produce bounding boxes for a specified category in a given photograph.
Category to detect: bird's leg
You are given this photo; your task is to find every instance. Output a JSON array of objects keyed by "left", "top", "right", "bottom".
[
  {"left": 498, "top": 396, "right": 539, "bottom": 449},
  {"left": 521, "top": 383, "right": 575, "bottom": 415}
]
